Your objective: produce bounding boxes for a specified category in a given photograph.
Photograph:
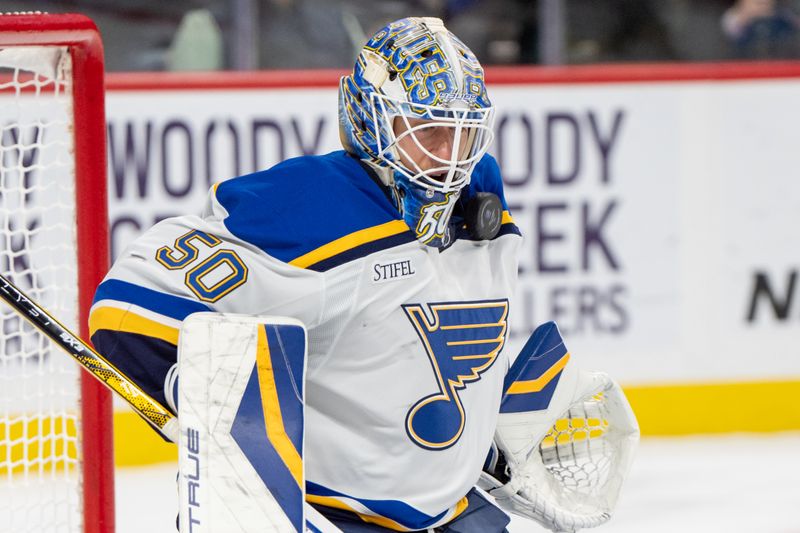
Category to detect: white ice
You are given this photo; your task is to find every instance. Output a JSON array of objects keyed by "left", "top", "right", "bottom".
[{"left": 116, "top": 432, "right": 800, "bottom": 532}]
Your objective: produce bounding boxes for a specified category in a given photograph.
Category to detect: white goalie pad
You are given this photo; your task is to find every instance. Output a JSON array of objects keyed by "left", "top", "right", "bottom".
[
  {"left": 483, "top": 322, "right": 639, "bottom": 532},
  {"left": 177, "top": 313, "right": 340, "bottom": 533}
]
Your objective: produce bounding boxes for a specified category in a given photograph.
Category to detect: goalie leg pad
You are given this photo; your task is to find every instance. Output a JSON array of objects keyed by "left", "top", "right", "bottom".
[{"left": 178, "top": 313, "right": 309, "bottom": 533}]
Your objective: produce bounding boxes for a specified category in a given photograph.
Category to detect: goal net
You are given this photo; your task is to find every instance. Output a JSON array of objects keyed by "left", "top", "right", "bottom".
[{"left": 0, "top": 13, "right": 112, "bottom": 533}]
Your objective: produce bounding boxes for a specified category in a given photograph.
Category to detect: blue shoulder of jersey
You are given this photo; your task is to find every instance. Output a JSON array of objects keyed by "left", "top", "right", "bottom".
[
  {"left": 214, "top": 151, "right": 416, "bottom": 272},
  {"left": 462, "top": 153, "right": 521, "bottom": 239}
]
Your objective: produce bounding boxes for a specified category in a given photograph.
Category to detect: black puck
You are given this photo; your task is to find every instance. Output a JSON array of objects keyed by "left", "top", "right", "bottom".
[{"left": 465, "top": 192, "right": 503, "bottom": 240}]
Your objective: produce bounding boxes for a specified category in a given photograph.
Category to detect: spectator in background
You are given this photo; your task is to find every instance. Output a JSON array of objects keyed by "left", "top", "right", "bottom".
[
  {"left": 722, "top": 0, "right": 800, "bottom": 58},
  {"left": 167, "top": 9, "right": 223, "bottom": 71}
]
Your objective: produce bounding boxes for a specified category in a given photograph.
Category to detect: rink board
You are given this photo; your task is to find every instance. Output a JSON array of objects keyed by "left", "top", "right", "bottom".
[{"left": 99, "top": 63, "right": 800, "bottom": 465}]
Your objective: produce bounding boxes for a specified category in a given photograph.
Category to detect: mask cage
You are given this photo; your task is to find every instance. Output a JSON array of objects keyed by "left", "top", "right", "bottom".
[{"left": 371, "top": 92, "right": 495, "bottom": 193}]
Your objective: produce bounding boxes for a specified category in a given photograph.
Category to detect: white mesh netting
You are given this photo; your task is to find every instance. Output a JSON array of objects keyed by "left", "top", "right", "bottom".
[
  {"left": 0, "top": 45, "right": 83, "bottom": 533},
  {"left": 539, "top": 393, "right": 615, "bottom": 509}
]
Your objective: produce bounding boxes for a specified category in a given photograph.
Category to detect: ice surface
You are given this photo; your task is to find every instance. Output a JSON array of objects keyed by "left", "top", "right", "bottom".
[{"left": 115, "top": 433, "right": 800, "bottom": 532}]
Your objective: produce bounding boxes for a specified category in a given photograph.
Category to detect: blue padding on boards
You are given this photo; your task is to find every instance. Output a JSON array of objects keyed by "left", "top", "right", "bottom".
[{"left": 500, "top": 321, "right": 568, "bottom": 413}]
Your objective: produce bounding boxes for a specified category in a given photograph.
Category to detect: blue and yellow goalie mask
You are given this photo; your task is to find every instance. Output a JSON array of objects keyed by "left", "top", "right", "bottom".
[{"left": 338, "top": 17, "right": 495, "bottom": 247}]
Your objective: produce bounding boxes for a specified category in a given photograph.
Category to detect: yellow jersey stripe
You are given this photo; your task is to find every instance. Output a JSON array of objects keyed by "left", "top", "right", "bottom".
[
  {"left": 304, "top": 494, "right": 469, "bottom": 531},
  {"left": 451, "top": 496, "right": 469, "bottom": 521},
  {"left": 254, "top": 326, "right": 304, "bottom": 488},
  {"left": 452, "top": 354, "right": 495, "bottom": 360},
  {"left": 501, "top": 210, "right": 514, "bottom": 225},
  {"left": 447, "top": 338, "right": 503, "bottom": 346},
  {"left": 441, "top": 322, "right": 500, "bottom": 330},
  {"left": 89, "top": 306, "right": 179, "bottom": 346},
  {"left": 506, "top": 353, "right": 571, "bottom": 395},
  {"left": 305, "top": 495, "right": 412, "bottom": 531},
  {"left": 289, "top": 220, "right": 409, "bottom": 269}
]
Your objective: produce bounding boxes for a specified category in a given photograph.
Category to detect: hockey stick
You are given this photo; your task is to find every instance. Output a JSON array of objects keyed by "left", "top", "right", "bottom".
[{"left": 0, "top": 272, "right": 179, "bottom": 441}]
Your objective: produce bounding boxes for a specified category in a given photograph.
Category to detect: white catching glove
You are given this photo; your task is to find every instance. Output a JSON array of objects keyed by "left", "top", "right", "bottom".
[{"left": 480, "top": 324, "right": 639, "bottom": 532}]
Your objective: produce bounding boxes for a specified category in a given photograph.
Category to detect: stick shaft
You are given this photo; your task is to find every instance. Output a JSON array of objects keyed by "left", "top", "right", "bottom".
[{"left": 0, "top": 273, "right": 178, "bottom": 441}]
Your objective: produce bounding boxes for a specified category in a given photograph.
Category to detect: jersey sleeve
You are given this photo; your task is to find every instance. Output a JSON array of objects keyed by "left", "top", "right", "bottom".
[
  {"left": 88, "top": 217, "right": 221, "bottom": 424},
  {"left": 88, "top": 213, "right": 324, "bottom": 432},
  {"left": 89, "top": 153, "right": 404, "bottom": 435}
]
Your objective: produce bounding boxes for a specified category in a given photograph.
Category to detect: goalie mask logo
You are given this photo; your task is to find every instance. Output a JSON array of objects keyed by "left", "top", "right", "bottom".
[
  {"left": 395, "top": 183, "right": 459, "bottom": 248},
  {"left": 402, "top": 300, "right": 508, "bottom": 450},
  {"left": 414, "top": 192, "right": 458, "bottom": 246}
]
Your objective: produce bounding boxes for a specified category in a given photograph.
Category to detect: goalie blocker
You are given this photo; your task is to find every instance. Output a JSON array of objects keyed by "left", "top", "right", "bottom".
[{"left": 177, "top": 314, "right": 636, "bottom": 533}]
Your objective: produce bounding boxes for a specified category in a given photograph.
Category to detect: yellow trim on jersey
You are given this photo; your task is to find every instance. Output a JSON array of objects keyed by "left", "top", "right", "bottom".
[
  {"left": 501, "top": 211, "right": 514, "bottom": 225},
  {"left": 254, "top": 326, "right": 303, "bottom": 488},
  {"left": 289, "top": 219, "right": 409, "bottom": 269},
  {"left": 89, "top": 306, "right": 180, "bottom": 346},
  {"left": 304, "top": 495, "right": 412, "bottom": 531},
  {"left": 506, "top": 353, "right": 571, "bottom": 395},
  {"left": 304, "top": 494, "right": 469, "bottom": 532},
  {"left": 441, "top": 322, "right": 499, "bottom": 330},
  {"left": 451, "top": 496, "right": 469, "bottom": 521},
  {"left": 447, "top": 338, "right": 499, "bottom": 346}
]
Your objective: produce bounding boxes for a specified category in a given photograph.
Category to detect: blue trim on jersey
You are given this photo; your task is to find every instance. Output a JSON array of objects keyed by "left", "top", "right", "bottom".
[
  {"left": 264, "top": 324, "right": 306, "bottom": 456},
  {"left": 231, "top": 364, "right": 303, "bottom": 531},
  {"left": 90, "top": 329, "right": 176, "bottom": 417},
  {"left": 306, "top": 482, "right": 448, "bottom": 531},
  {"left": 216, "top": 151, "right": 407, "bottom": 266},
  {"left": 305, "top": 521, "right": 323, "bottom": 533},
  {"left": 496, "top": 222, "right": 522, "bottom": 238},
  {"left": 92, "top": 279, "right": 212, "bottom": 320},
  {"left": 306, "top": 231, "right": 417, "bottom": 272},
  {"left": 465, "top": 154, "right": 510, "bottom": 211},
  {"left": 310, "top": 487, "right": 510, "bottom": 533},
  {"left": 500, "top": 321, "right": 567, "bottom": 413}
]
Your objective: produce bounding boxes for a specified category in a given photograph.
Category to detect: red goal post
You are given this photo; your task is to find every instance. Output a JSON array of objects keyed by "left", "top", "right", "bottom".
[{"left": 0, "top": 12, "right": 113, "bottom": 533}]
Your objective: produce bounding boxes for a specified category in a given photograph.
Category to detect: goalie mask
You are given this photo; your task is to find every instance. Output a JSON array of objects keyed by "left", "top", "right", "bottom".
[{"left": 338, "top": 17, "right": 495, "bottom": 247}]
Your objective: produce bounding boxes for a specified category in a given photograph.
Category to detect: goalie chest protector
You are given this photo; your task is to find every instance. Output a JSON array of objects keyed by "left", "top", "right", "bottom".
[{"left": 93, "top": 150, "right": 522, "bottom": 531}]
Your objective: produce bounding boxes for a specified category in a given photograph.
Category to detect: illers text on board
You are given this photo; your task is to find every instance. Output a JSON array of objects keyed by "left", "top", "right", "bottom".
[{"left": 494, "top": 109, "right": 628, "bottom": 339}]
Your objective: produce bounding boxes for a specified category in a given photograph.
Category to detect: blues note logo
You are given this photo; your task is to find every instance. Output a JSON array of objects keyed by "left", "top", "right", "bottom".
[{"left": 403, "top": 300, "right": 509, "bottom": 450}]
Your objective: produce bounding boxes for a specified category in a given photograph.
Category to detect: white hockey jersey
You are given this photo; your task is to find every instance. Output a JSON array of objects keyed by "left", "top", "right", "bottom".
[{"left": 89, "top": 150, "right": 522, "bottom": 531}]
